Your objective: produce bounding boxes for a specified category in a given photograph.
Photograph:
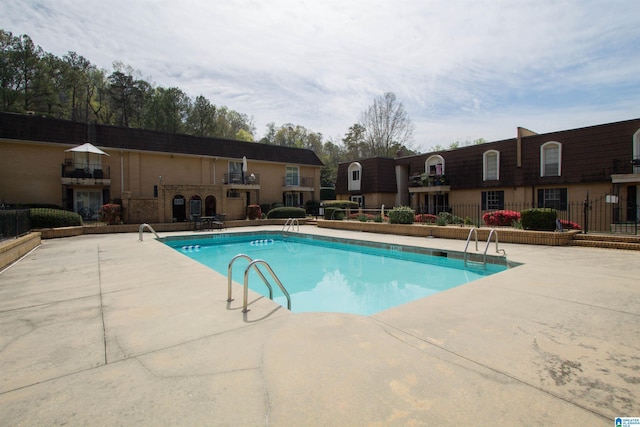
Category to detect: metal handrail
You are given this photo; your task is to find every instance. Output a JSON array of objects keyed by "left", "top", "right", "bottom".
[
  {"left": 227, "top": 254, "right": 273, "bottom": 302},
  {"left": 138, "top": 223, "right": 159, "bottom": 241},
  {"left": 464, "top": 228, "right": 506, "bottom": 267},
  {"left": 243, "top": 259, "right": 291, "bottom": 312},
  {"left": 282, "top": 218, "right": 300, "bottom": 232},
  {"left": 463, "top": 227, "right": 479, "bottom": 266},
  {"left": 227, "top": 254, "right": 291, "bottom": 312},
  {"left": 484, "top": 229, "right": 506, "bottom": 260}
]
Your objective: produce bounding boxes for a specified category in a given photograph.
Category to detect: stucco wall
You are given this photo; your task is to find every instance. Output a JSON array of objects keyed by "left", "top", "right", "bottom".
[{"left": 0, "top": 141, "right": 64, "bottom": 205}]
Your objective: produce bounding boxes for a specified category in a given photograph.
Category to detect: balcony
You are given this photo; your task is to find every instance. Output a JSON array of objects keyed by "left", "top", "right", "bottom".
[
  {"left": 61, "top": 161, "right": 111, "bottom": 186},
  {"left": 408, "top": 174, "right": 450, "bottom": 193},
  {"left": 222, "top": 172, "right": 260, "bottom": 188},
  {"left": 611, "top": 156, "right": 640, "bottom": 184},
  {"left": 282, "top": 176, "right": 314, "bottom": 191}
]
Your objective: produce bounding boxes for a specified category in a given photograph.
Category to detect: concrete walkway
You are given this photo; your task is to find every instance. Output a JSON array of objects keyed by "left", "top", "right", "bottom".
[{"left": 0, "top": 226, "right": 638, "bottom": 426}]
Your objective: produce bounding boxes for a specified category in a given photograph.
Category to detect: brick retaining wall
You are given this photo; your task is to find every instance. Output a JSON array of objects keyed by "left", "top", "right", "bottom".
[
  {"left": 317, "top": 220, "right": 579, "bottom": 246},
  {"left": 0, "top": 232, "right": 41, "bottom": 270}
]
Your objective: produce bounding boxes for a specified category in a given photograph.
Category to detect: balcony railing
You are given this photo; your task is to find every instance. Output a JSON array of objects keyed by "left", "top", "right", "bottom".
[
  {"left": 282, "top": 176, "right": 314, "bottom": 187},
  {"left": 61, "top": 162, "right": 110, "bottom": 179},
  {"left": 409, "top": 174, "right": 448, "bottom": 187},
  {"left": 223, "top": 172, "right": 260, "bottom": 185},
  {"left": 611, "top": 157, "right": 640, "bottom": 175}
]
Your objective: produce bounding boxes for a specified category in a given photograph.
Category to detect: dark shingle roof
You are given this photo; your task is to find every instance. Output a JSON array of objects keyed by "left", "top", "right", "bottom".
[
  {"left": 335, "top": 157, "right": 397, "bottom": 193},
  {"left": 0, "top": 112, "right": 323, "bottom": 166}
]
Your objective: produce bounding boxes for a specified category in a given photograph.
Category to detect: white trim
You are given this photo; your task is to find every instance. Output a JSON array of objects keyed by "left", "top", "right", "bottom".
[
  {"left": 633, "top": 129, "right": 640, "bottom": 174},
  {"left": 348, "top": 162, "right": 362, "bottom": 191},
  {"left": 425, "top": 155, "right": 445, "bottom": 175}
]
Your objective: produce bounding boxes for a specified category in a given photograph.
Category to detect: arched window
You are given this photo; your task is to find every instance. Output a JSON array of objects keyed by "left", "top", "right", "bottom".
[
  {"left": 483, "top": 150, "right": 500, "bottom": 181},
  {"left": 541, "top": 141, "right": 562, "bottom": 177},
  {"left": 205, "top": 195, "right": 217, "bottom": 216},
  {"left": 348, "top": 162, "right": 362, "bottom": 191},
  {"left": 425, "top": 155, "right": 445, "bottom": 176},
  {"left": 189, "top": 195, "right": 202, "bottom": 219}
]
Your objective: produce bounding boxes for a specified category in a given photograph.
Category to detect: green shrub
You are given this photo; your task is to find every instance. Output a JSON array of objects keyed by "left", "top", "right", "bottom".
[
  {"left": 305, "top": 199, "right": 321, "bottom": 215},
  {"left": 388, "top": 207, "right": 415, "bottom": 224},
  {"left": 324, "top": 207, "right": 345, "bottom": 220},
  {"left": 30, "top": 208, "right": 83, "bottom": 228},
  {"left": 322, "top": 200, "right": 359, "bottom": 209},
  {"left": 266, "top": 206, "right": 306, "bottom": 219},
  {"left": 521, "top": 208, "right": 557, "bottom": 231},
  {"left": 438, "top": 212, "right": 464, "bottom": 225}
]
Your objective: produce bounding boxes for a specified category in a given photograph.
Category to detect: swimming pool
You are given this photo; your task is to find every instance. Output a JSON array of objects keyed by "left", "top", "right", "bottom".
[{"left": 162, "top": 232, "right": 509, "bottom": 315}]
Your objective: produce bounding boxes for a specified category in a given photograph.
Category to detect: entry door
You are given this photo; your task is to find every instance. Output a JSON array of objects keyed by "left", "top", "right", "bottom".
[{"left": 75, "top": 189, "right": 103, "bottom": 220}]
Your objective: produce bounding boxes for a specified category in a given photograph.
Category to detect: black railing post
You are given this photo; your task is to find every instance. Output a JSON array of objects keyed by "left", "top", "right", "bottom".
[{"left": 583, "top": 193, "right": 590, "bottom": 234}]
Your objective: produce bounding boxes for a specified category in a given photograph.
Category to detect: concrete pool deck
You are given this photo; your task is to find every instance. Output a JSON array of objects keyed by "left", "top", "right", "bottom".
[{"left": 0, "top": 225, "right": 638, "bottom": 426}]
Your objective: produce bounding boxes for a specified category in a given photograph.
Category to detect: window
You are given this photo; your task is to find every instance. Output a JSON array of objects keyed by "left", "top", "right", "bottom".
[
  {"left": 483, "top": 150, "right": 500, "bottom": 181},
  {"left": 541, "top": 142, "right": 561, "bottom": 177},
  {"left": 425, "top": 155, "right": 445, "bottom": 176},
  {"left": 285, "top": 165, "right": 299, "bottom": 186},
  {"left": 481, "top": 191, "right": 504, "bottom": 210},
  {"left": 285, "top": 192, "right": 301, "bottom": 206},
  {"left": 351, "top": 195, "right": 364, "bottom": 206},
  {"left": 348, "top": 162, "right": 362, "bottom": 191},
  {"left": 537, "top": 188, "right": 567, "bottom": 211}
]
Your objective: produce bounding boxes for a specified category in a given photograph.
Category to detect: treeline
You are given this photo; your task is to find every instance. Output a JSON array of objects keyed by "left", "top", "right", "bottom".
[
  {"left": 1, "top": 29, "right": 419, "bottom": 186},
  {"left": 0, "top": 30, "right": 255, "bottom": 140}
]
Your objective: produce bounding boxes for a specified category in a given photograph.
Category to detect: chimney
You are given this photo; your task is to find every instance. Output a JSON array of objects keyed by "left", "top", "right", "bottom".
[{"left": 516, "top": 127, "right": 537, "bottom": 168}]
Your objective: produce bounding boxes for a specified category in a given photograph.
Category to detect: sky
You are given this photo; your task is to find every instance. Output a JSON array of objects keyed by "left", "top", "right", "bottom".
[{"left": 1, "top": 0, "right": 639, "bottom": 152}]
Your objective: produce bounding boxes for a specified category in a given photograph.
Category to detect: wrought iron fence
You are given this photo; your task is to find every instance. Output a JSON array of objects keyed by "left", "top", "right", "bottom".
[
  {"left": 347, "top": 194, "right": 639, "bottom": 235},
  {"left": 0, "top": 209, "right": 31, "bottom": 240}
]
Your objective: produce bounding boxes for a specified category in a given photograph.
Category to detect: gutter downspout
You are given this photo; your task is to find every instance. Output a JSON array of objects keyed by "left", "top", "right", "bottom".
[{"left": 120, "top": 150, "right": 124, "bottom": 196}]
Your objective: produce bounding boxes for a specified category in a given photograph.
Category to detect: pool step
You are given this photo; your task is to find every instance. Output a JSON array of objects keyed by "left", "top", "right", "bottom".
[{"left": 571, "top": 234, "right": 640, "bottom": 251}]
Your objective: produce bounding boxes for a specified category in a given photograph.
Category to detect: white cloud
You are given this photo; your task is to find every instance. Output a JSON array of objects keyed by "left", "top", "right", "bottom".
[{"left": 2, "top": 0, "right": 639, "bottom": 152}]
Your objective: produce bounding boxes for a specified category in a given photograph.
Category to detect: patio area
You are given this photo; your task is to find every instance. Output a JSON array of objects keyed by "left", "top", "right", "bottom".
[{"left": 0, "top": 225, "right": 638, "bottom": 425}]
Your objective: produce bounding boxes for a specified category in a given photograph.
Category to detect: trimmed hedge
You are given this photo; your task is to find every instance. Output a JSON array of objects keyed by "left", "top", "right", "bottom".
[
  {"left": 521, "top": 208, "right": 556, "bottom": 231},
  {"left": 266, "top": 206, "right": 306, "bottom": 219},
  {"left": 388, "top": 207, "right": 415, "bottom": 224},
  {"left": 322, "top": 200, "right": 358, "bottom": 220},
  {"left": 30, "top": 208, "right": 83, "bottom": 228}
]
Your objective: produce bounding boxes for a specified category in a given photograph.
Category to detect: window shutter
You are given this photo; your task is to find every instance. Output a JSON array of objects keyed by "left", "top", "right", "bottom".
[
  {"left": 481, "top": 192, "right": 487, "bottom": 210},
  {"left": 560, "top": 188, "right": 568, "bottom": 210},
  {"left": 498, "top": 191, "right": 505, "bottom": 210}
]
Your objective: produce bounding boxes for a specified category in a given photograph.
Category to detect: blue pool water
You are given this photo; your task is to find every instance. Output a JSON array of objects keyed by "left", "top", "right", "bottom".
[{"left": 162, "top": 232, "right": 508, "bottom": 315}]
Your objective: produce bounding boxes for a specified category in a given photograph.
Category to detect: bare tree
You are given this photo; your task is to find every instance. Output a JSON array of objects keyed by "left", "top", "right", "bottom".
[{"left": 360, "top": 92, "right": 414, "bottom": 157}]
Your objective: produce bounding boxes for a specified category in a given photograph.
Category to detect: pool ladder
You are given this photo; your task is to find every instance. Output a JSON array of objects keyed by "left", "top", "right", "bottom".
[
  {"left": 227, "top": 254, "right": 291, "bottom": 312},
  {"left": 282, "top": 218, "right": 299, "bottom": 232},
  {"left": 138, "top": 223, "right": 159, "bottom": 241},
  {"left": 463, "top": 228, "right": 506, "bottom": 268}
]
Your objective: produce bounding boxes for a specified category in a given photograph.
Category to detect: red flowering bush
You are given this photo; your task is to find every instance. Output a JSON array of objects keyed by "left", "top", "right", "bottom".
[
  {"left": 246, "top": 204, "right": 262, "bottom": 220},
  {"left": 559, "top": 219, "right": 582, "bottom": 230},
  {"left": 415, "top": 214, "right": 438, "bottom": 224},
  {"left": 99, "top": 203, "right": 122, "bottom": 225},
  {"left": 483, "top": 210, "right": 521, "bottom": 227}
]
